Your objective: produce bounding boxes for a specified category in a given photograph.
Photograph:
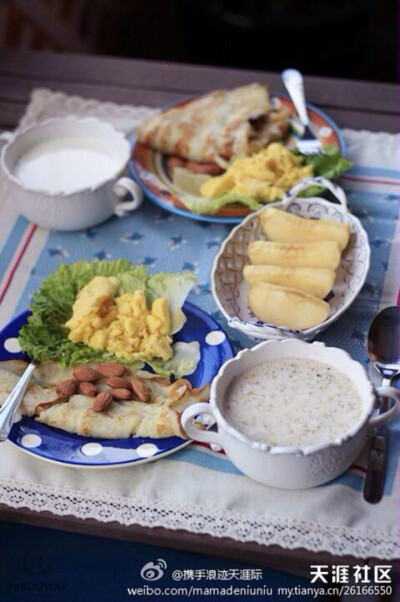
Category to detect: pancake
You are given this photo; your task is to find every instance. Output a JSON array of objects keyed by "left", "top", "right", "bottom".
[{"left": 136, "top": 84, "right": 290, "bottom": 163}]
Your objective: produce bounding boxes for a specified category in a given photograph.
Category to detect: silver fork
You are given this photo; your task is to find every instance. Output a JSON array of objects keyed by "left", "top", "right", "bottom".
[{"left": 281, "top": 69, "right": 323, "bottom": 155}]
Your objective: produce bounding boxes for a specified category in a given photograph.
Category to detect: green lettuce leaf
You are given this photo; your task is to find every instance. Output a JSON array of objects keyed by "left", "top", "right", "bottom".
[
  {"left": 118, "top": 266, "right": 150, "bottom": 295},
  {"left": 19, "top": 260, "right": 197, "bottom": 377},
  {"left": 147, "top": 342, "right": 200, "bottom": 377},
  {"left": 19, "top": 259, "right": 133, "bottom": 366},
  {"left": 180, "top": 191, "right": 262, "bottom": 215},
  {"left": 294, "top": 146, "right": 353, "bottom": 197},
  {"left": 147, "top": 272, "right": 197, "bottom": 334},
  {"left": 301, "top": 145, "right": 353, "bottom": 179}
]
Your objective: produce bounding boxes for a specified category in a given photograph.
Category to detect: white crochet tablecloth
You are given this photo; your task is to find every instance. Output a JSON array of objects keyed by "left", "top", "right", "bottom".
[{"left": 0, "top": 89, "right": 399, "bottom": 559}]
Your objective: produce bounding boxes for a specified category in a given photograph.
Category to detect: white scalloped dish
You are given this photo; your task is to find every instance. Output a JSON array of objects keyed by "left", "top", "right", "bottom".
[{"left": 211, "top": 177, "right": 371, "bottom": 341}]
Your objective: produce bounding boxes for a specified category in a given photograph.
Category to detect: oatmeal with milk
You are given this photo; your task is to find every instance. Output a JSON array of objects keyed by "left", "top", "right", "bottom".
[{"left": 224, "top": 358, "right": 362, "bottom": 447}]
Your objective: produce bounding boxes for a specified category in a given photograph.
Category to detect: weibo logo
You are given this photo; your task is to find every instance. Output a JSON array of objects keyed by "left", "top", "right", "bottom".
[{"left": 140, "top": 559, "right": 167, "bottom": 581}]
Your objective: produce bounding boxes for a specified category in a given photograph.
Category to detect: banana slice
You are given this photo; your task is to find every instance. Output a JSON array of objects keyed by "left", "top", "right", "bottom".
[
  {"left": 248, "top": 240, "right": 341, "bottom": 270},
  {"left": 243, "top": 265, "right": 335, "bottom": 299},
  {"left": 248, "top": 283, "right": 330, "bottom": 330},
  {"left": 260, "top": 207, "right": 350, "bottom": 250}
]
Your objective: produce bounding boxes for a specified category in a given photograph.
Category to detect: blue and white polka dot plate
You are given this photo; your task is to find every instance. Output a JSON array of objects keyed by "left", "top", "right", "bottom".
[{"left": 0, "top": 302, "right": 233, "bottom": 469}]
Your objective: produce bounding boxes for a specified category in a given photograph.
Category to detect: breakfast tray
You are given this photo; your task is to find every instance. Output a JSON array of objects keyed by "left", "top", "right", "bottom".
[{"left": 0, "top": 89, "right": 399, "bottom": 559}]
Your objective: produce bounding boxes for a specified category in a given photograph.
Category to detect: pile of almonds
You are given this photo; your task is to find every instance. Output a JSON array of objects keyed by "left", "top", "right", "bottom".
[{"left": 55, "top": 362, "right": 152, "bottom": 413}]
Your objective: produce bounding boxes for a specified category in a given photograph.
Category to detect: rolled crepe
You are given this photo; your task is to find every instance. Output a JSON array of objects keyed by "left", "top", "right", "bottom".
[
  {"left": 260, "top": 207, "right": 350, "bottom": 250},
  {"left": 36, "top": 395, "right": 144, "bottom": 439},
  {"left": 36, "top": 395, "right": 186, "bottom": 439},
  {"left": 243, "top": 265, "right": 335, "bottom": 299},
  {"left": 0, "top": 367, "right": 59, "bottom": 417},
  {"left": 248, "top": 283, "right": 330, "bottom": 330},
  {"left": 36, "top": 378, "right": 210, "bottom": 439},
  {"left": 33, "top": 360, "right": 144, "bottom": 389},
  {"left": 248, "top": 240, "right": 341, "bottom": 270},
  {"left": 0, "top": 359, "right": 28, "bottom": 376},
  {"left": 136, "top": 84, "right": 290, "bottom": 163}
]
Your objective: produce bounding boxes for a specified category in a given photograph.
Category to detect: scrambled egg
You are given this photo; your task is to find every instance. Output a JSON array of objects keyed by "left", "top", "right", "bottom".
[
  {"left": 65, "top": 276, "right": 172, "bottom": 361},
  {"left": 200, "top": 143, "right": 313, "bottom": 202}
]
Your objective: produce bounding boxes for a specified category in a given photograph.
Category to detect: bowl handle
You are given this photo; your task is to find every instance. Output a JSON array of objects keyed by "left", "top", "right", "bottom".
[
  {"left": 0, "top": 131, "right": 14, "bottom": 147},
  {"left": 369, "top": 386, "right": 399, "bottom": 427},
  {"left": 181, "top": 402, "right": 221, "bottom": 446},
  {"left": 282, "top": 176, "right": 348, "bottom": 215},
  {"left": 113, "top": 177, "right": 143, "bottom": 217}
]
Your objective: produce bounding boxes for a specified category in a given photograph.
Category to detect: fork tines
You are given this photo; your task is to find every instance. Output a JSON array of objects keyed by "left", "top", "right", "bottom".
[{"left": 296, "top": 125, "right": 323, "bottom": 155}]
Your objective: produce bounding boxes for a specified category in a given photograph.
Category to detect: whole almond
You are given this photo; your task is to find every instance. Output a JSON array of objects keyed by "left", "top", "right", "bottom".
[
  {"left": 73, "top": 365, "right": 99, "bottom": 382},
  {"left": 130, "top": 377, "right": 151, "bottom": 403},
  {"left": 107, "top": 377, "right": 132, "bottom": 389},
  {"left": 97, "top": 362, "right": 125, "bottom": 377},
  {"left": 78, "top": 382, "right": 98, "bottom": 397},
  {"left": 110, "top": 388, "right": 132, "bottom": 400},
  {"left": 93, "top": 391, "right": 113, "bottom": 412},
  {"left": 56, "top": 378, "right": 77, "bottom": 398}
]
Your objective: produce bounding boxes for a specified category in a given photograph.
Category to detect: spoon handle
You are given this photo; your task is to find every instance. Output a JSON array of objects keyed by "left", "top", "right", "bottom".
[
  {"left": 363, "top": 429, "right": 387, "bottom": 504},
  {"left": 363, "top": 381, "right": 393, "bottom": 503},
  {"left": 281, "top": 69, "right": 309, "bottom": 126},
  {"left": 0, "top": 362, "right": 36, "bottom": 441}
]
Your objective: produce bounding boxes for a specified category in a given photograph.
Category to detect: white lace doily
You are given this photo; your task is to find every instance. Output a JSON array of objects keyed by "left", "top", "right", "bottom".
[
  {"left": 19, "top": 88, "right": 158, "bottom": 134},
  {"left": 0, "top": 477, "right": 397, "bottom": 559}
]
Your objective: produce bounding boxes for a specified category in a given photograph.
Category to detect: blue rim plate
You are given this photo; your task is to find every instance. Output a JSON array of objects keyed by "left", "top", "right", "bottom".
[
  {"left": 129, "top": 92, "right": 346, "bottom": 225},
  {"left": 0, "top": 302, "right": 233, "bottom": 469}
]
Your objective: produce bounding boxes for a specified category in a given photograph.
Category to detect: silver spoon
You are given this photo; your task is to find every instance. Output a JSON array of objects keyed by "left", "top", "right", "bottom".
[
  {"left": 364, "top": 306, "right": 400, "bottom": 503},
  {"left": 0, "top": 362, "right": 36, "bottom": 441}
]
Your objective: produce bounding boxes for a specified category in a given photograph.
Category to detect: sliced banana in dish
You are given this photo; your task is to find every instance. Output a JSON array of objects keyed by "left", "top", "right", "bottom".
[
  {"left": 260, "top": 207, "right": 350, "bottom": 250},
  {"left": 247, "top": 240, "right": 341, "bottom": 270},
  {"left": 243, "top": 265, "right": 336, "bottom": 299},
  {"left": 248, "top": 283, "right": 330, "bottom": 330}
]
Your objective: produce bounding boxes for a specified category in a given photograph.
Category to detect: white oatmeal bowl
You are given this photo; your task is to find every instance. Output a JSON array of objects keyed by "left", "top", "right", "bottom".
[{"left": 181, "top": 339, "right": 399, "bottom": 489}]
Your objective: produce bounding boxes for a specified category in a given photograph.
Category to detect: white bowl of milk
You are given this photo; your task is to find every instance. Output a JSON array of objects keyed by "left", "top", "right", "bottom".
[
  {"left": 181, "top": 339, "right": 399, "bottom": 489},
  {"left": 0, "top": 117, "right": 142, "bottom": 230}
]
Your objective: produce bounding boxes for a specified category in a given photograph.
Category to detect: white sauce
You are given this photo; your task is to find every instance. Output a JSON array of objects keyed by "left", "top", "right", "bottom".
[
  {"left": 13, "top": 137, "right": 121, "bottom": 194},
  {"left": 224, "top": 358, "right": 362, "bottom": 447}
]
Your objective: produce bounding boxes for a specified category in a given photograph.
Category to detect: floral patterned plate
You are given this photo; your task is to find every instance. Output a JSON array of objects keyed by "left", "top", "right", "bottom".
[{"left": 130, "top": 94, "right": 346, "bottom": 224}]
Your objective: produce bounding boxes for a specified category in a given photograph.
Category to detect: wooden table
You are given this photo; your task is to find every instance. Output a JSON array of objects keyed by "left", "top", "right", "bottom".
[
  {"left": 0, "top": 49, "right": 399, "bottom": 575},
  {"left": 0, "top": 49, "right": 399, "bottom": 133}
]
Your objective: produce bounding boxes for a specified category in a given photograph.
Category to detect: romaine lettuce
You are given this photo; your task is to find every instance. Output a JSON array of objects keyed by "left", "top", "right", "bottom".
[
  {"left": 181, "top": 191, "right": 262, "bottom": 215},
  {"left": 147, "top": 342, "right": 200, "bottom": 377}
]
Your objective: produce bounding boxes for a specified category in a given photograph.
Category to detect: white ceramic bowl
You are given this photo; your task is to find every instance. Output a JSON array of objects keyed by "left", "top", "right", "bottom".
[
  {"left": 181, "top": 339, "right": 399, "bottom": 489},
  {"left": 0, "top": 117, "right": 143, "bottom": 230},
  {"left": 211, "top": 177, "right": 370, "bottom": 341}
]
